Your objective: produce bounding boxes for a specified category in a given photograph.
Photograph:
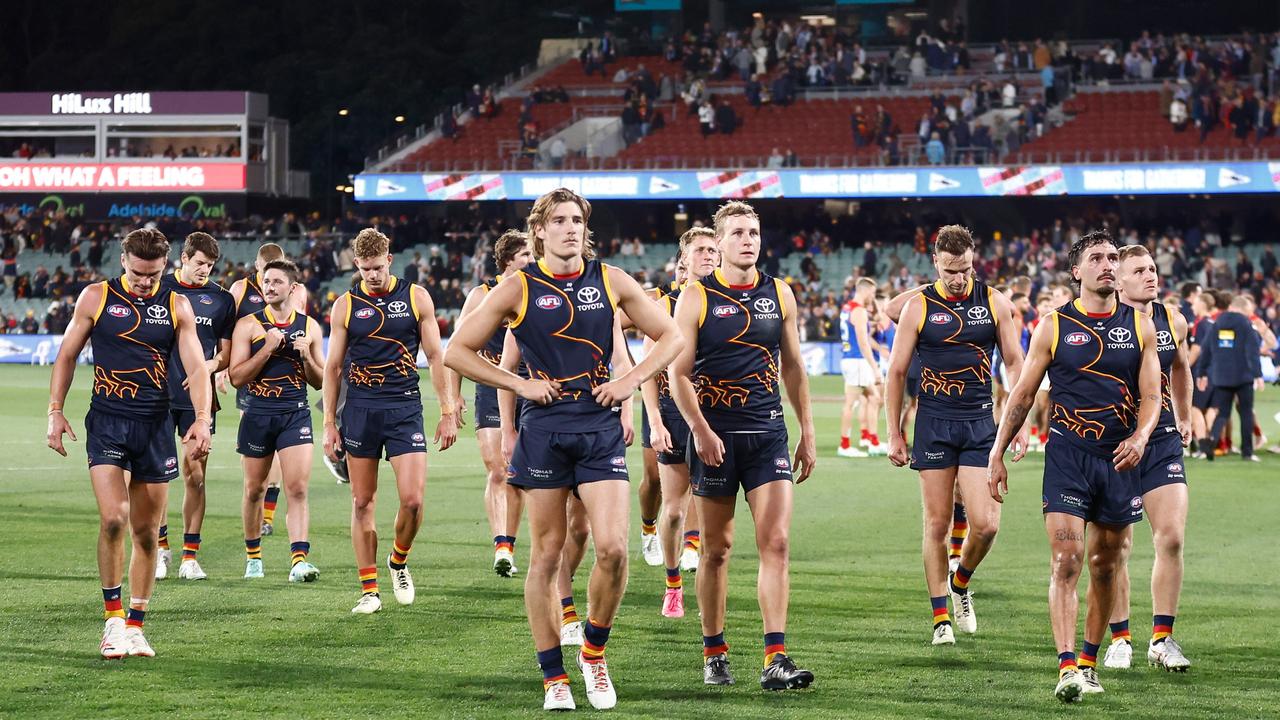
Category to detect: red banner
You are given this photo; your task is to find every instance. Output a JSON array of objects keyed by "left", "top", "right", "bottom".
[{"left": 0, "top": 163, "right": 246, "bottom": 192}]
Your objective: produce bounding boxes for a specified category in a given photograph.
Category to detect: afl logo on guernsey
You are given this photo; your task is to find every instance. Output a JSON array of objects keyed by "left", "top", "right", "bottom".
[
  {"left": 536, "top": 295, "right": 563, "bottom": 311},
  {"left": 713, "top": 304, "right": 740, "bottom": 318},
  {"left": 106, "top": 304, "right": 131, "bottom": 318},
  {"left": 928, "top": 312, "right": 952, "bottom": 325},
  {"left": 248, "top": 294, "right": 263, "bottom": 304},
  {"left": 1064, "top": 331, "right": 1091, "bottom": 346},
  {"left": 355, "top": 308, "right": 375, "bottom": 319}
]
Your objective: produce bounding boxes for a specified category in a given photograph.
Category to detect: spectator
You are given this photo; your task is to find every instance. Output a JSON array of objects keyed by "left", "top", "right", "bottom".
[
  {"left": 548, "top": 136, "right": 567, "bottom": 169},
  {"left": 766, "top": 147, "right": 784, "bottom": 169},
  {"left": 716, "top": 100, "right": 738, "bottom": 135},
  {"left": 925, "top": 131, "right": 946, "bottom": 164},
  {"left": 698, "top": 101, "right": 716, "bottom": 137}
]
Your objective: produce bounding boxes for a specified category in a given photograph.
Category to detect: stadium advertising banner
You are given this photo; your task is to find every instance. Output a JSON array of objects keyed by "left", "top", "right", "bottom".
[
  {"left": 0, "top": 91, "right": 249, "bottom": 116},
  {"left": 355, "top": 161, "right": 1280, "bottom": 202},
  {"left": 0, "top": 193, "right": 246, "bottom": 219},
  {"left": 0, "top": 163, "right": 246, "bottom": 193}
]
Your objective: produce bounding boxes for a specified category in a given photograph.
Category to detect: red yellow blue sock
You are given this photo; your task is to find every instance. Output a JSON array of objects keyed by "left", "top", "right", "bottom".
[
  {"left": 359, "top": 565, "right": 378, "bottom": 595},
  {"left": 245, "top": 537, "right": 262, "bottom": 561},
  {"left": 102, "top": 586, "right": 125, "bottom": 620},
  {"left": 683, "top": 530, "right": 701, "bottom": 553},
  {"left": 290, "top": 541, "right": 309, "bottom": 566},
  {"left": 181, "top": 533, "right": 200, "bottom": 562},
  {"left": 1110, "top": 619, "right": 1131, "bottom": 643},
  {"left": 703, "top": 632, "right": 728, "bottom": 658},
  {"left": 157, "top": 524, "right": 170, "bottom": 550},
  {"left": 949, "top": 504, "right": 967, "bottom": 560},
  {"left": 263, "top": 486, "right": 280, "bottom": 525},
  {"left": 494, "top": 535, "right": 515, "bottom": 553},
  {"left": 537, "top": 646, "right": 569, "bottom": 689},
  {"left": 665, "top": 566, "right": 682, "bottom": 589},
  {"left": 931, "top": 595, "right": 951, "bottom": 628},
  {"left": 581, "top": 618, "right": 610, "bottom": 663},
  {"left": 1079, "top": 641, "right": 1100, "bottom": 669},
  {"left": 560, "top": 596, "right": 579, "bottom": 626},
  {"left": 1059, "top": 651, "right": 1078, "bottom": 676},
  {"left": 764, "top": 632, "right": 786, "bottom": 666},
  {"left": 125, "top": 598, "right": 148, "bottom": 629},
  {"left": 1153, "top": 614, "right": 1175, "bottom": 643},
  {"left": 641, "top": 517, "right": 657, "bottom": 535},
  {"left": 950, "top": 564, "right": 974, "bottom": 594},
  {"left": 389, "top": 541, "right": 411, "bottom": 570}
]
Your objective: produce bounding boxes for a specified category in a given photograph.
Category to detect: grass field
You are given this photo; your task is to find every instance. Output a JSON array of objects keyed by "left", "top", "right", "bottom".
[{"left": 1, "top": 366, "right": 1278, "bottom": 719}]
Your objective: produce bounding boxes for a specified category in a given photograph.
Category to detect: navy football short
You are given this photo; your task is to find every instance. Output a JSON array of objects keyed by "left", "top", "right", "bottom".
[
  {"left": 340, "top": 403, "right": 426, "bottom": 459},
  {"left": 475, "top": 383, "right": 501, "bottom": 430},
  {"left": 1042, "top": 436, "right": 1143, "bottom": 526},
  {"left": 910, "top": 413, "right": 995, "bottom": 471},
  {"left": 1138, "top": 430, "right": 1187, "bottom": 495},
  {"left": 508, "top": 423, "right": 629, "bottom": 490},
  {"left": 86, "top": 409, "right": 179, "bottom": 483},
  {"left": 237, "top": 408, "right": 313, "bottom": 458},
  {"left": 171, "top": 407, "right": 217, "bottom": 437},
  {"left": 689, "top": 430, "right": 792, "bottom": 498},
  {"left": 655, "top": 410, "right": 691, "bottom": 466},
  {"left": 1192, "top": 382, "right": 1213, "bottom": 411}
]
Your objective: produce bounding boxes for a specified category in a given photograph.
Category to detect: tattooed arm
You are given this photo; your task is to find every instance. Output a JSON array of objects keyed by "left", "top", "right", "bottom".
[{"left": 987, "top": 311, "right": 1056, "bottom": 502}]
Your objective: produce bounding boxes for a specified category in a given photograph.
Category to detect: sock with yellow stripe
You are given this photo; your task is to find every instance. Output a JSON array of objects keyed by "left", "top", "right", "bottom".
[
  {"left": 245, "top": 537, "right": 262, "bottom": 560},
  {"left": 683, "top": 530, "right": 701, "bottom": 553},
  {"left": 537, "top": 646, "right": 569, "bottom": 689},
  {"left": 641, "top": 517, "right": 657, "bottom": 535},
  {"left": 494, "top": 535, "right": 514, "bottom": 553},
  {"left": 158, "top": 524, "right": 170, "bottom": 551},
  {"left": 1079, "top": 641, "right": 1100, "bottom": 669},
  {"left": 931, "top": 595, "right": 951, "bottom": 628},
  {"left": 126, "top": 598, "right": 148, "bottom": 629},
  {"left": 359, "top": 565, "right": 378, "bottom": 595},
  {"left": 1059, "top": 651, "right": 1078, "bottom": 676},
  {"left": 703, "top": 632, "right": 728, "bottom": 658},
  {"left": 949, "top": 504, "right": 967, "bottom": 561},
  {"left": 290, "top": 541, "right": 309, "bottom": 567},
  {"left": 665, "top": 566, "right": 682, "bottom": 589},
  {"left": 1110, "top": 619, "right": 1131, "bottom": 643},
  {"left": 102, "top": 586, "right": 125, "bottom": 620},
  {"left": 560, "top": 596, "right": 579, "bottom": 626},
  {"left": 581, "top": 619, "right": 610, "bottom": 662},
  {"left": 181, "top": 533, "right": 200, "bottom": 562},
  {"left": 1152, "top": 614, "right": 1175, "bottom": 643},
  {"left": 388, "top": 541, "right": 411, "bottom": 570},
  {"left": 763, "top": 632, "right": 786, "bottom": 666},
  {"left": 263, "top": 486, "right": 280, "bottom": 525},
  {"left": 950, "top": 564, "right": 973, "bottom": 594}
]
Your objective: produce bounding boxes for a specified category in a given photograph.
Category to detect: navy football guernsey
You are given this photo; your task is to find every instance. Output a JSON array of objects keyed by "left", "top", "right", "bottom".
[
  {"left": 243, "top": 307, "right": 310, "bottom": 413},
  {"left": 914, "top": 277, "right": 999, "bottom": 420},
  {"left": 343, "top": 276, "right": 422, "bottom": 407},
  {"left": 90, "top": 277, "right": 178, "bottom": 420},
  {"left": 161, "top": 270, "right": 235, "bottom": 410},
  {"left": 693, "top": 269, "right": 787, "bottom": 433},
  {"left": 1048, "top": 299, "right": 1144, "bottom": 455}
]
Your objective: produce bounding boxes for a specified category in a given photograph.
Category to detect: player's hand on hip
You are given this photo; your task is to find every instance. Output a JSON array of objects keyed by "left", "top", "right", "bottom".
[
  {"left": 986, "top": 457, "right": 1008, "bottom": 503},
  {"left": 887, "top": 435, "right": 908, "bottom": 467},
  {"left": 322, "top": 422, "right": 343, "bottom": 462},
  {"left": 650, "top": 422, "right": 673, "bottom": 454},
  {"left": 46, "top": 412, "right": 76, "bottom": 456},
  {"left": 1010, "top": 427, "right": 1029, "bottom": 462},
  {"left": 692, "top": 425, "right": 724, "bottom": 467},
  {"left": 518, "top": 378, "right": 560, "bottom": 405},
  {"left": 591, "top": 377, "right": 636, "bottom": 407},
  {"left": 793, "top": 433, "right": 816, "bottom": 483},
  {"left": 435, "top": 414, "right": 458, "bottom": 452},
  {"left": 1112, "top": 433, "right": 1147, "bottom": 472}
]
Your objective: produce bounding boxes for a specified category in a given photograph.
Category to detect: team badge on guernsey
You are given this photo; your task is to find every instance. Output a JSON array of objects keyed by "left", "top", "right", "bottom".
[
  {"left": 343, "top": 276, "right": 422, "bottom": 404},
  {"left": 694, "top": 268, "right": 787, "bottom": 433},
  {"left": 508, "top": 258, "right": 617, "bottom": 429},
  {"left": 914, "top": 277, "right": 999, "bottom": 419},
  {"left": 244, "top": 307, "right": 311, "bottom": 412},
  {"left": 91, "top": 277, "right": 179, "bottom": 419},
  {"left": 1048, "top": 299, "right": 1143, "bottom": 454}
]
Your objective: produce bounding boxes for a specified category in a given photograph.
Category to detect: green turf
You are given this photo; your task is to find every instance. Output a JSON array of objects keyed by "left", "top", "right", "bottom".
[{"left": 0, "top": 366, "right": 1277, "bottom": 719}]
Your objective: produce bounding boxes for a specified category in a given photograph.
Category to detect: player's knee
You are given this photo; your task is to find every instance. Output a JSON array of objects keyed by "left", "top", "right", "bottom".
[
  {"left": 758, "top": 530, "right": 789, "bottom": 560},
  {"left": 701, "top": 539, "right": 732, "bottom": 567},
  {"left": 100, "top": 513, "right": 129, "bottom": 540},
  {"left": 185, "top": 471, "right": 206, "bottom": 494},
  {"left": 923, "top": 517, "right": 950, "bottom": 545},
  {"left": 968, "top": 516, "right": 999, "bottom": 546},
  {"left": 526, "top": 553, "right": 561, "bottom": 578},
  {"left": 1152, "top": 528, "right": 1184, "bottom": 559},
  {"left": 352, "top": 493, "right": 376, "bottom": 514},
  {"left": 1050, "top": 548, "right": 1083, "bottom": 580},
  {"left": 1087, "top": 551, "right": 1120, "bottom": 583},
  {"left": 594, "top": 540, "right": 628, "bottom": 575},
  {"left": 398, "top": 494, "right": 424, "bottom": 518}
]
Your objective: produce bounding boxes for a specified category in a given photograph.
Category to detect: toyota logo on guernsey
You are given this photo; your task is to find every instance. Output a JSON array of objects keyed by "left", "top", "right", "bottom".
[
  {"left": 928, "top": 312, "right": 952, "bottom": 325},
  {"left": 1064, "top": 332, "right": 1091, "bottom": 346},
  {"left": 967, "top": 305, "right": 989, "bottom": 320},
  {"left": 576, "top": 286, "right": 600, "bottom": 304},
  {"left": 146, "top": 304, "right": 169, "bottom": 319},
  {"left": 1108, "top": 327, "right": 1132, "bottom": 344},
  {"left": 1156, "top": 330, "right": 1174, "bottom": 347},
  {"left": 355, "top": 307, "right": 375, "bottom": 319},
  {"left": 753, "top": 297, "right": 776, "bottom": 313},
  {"left": 713, "top": 304, "right": 740, "bottom": 318},
  {"left": 536, "top": 295, "right": 563, "bottom": 310},
  {"left": 388, "top": 300, "right": 408, "bottom": 314},
  {"left": 106, "top": 305, "right": 131, "bottom": 318}
]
